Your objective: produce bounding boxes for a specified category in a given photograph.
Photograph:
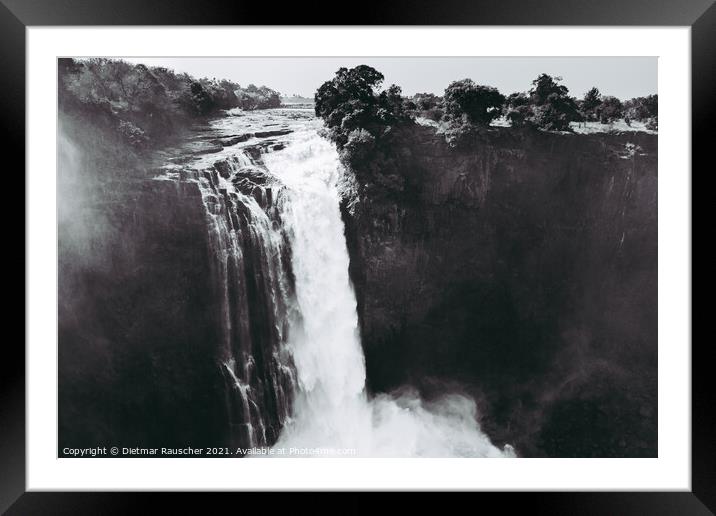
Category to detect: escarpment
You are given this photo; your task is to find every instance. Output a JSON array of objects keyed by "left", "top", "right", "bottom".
[
  {"left": 58, "top": 113, "right": 298, "bottom": 454},
  {"left": 339, "top": 124, "right": 658, "bottom": 457}
]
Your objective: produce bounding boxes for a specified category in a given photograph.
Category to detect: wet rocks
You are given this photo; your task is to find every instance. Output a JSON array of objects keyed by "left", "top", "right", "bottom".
[
  {"left": 179, "top": 168, "right": 199, "bottom": 181},
  {"left": 232, "top": 167, "right": 268, "bottom": 186},
  {"left": 213, "top": 160, "right": 232, "bottom": 179},
  {"left": 253, "top": 129, "right": 292, "bottom": 138},
  {"left": 212, "top": 134, "right": 252, "bottom": 147}
]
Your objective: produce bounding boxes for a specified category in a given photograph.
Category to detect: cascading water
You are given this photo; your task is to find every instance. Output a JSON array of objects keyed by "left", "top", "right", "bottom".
[
  {"left": 175, "top": 147, "right": 298, "bottom": 451},
  {"left": 172, "top": 109, "right": 513, "bottom": 457},
  {"left": 262, "top": 120, "right": 514, "bottom": 457}
]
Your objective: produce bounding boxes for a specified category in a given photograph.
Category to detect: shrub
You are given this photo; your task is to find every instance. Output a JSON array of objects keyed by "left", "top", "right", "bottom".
[
  {"left": 505, "top": 104, "right": 534, "bottom": 128},
  {"left": 343, "top": 128, "right": 377, "bottom": 164},
  {"left": 441, "top": 115, "right": 483, "bottom": 147},
  {"left": 236, "top": 83, "right": 281, "bottom": 110},
  {"left": 530, "top": 101, "right": 574, "bottom": 131},
  {"left": 404, "top": 93, "right": 444, "bottom": 123},
  {"left": 412, "top": 92, "right": 440, "bottom": 111},
  {"left": 504, "top": 92, "right": 533, "bottom": 128},
  {"left": 423, "top": 108, "right": 445, "bottom": 122},
  {"left": 118, "top": 120, "right": 149, "bottom": 148}
]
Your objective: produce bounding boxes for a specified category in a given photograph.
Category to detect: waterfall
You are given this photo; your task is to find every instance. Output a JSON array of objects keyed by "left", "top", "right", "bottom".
[
  {"left": 261, "top": 123, "right": 514, "bottom": 457},
  {"left": 174, "top": 110, "right": 513, "bottom": 457},
  {"left": 186, "top": 151, "right": 298, "bottom": 451}
]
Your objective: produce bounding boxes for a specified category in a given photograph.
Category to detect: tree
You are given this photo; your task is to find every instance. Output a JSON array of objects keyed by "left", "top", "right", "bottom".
[
  {"left": 623, "top": 94, "right": 658, "bottom": 121},
  {"left": 378, "top": 84, "right": 408, "bottom": 123},
  {"left": 596, "top": 96, "right": 623, "bottom": 123},
  {"left": 412, "top": 92, "right": 440, "bottom": 110},
  {"left": 313, "top": 65, "right": 413, "bottom": 191},
  {"left": 530, "top": 74, "right": 569, "bottom": 104},
  {"left": 443, "top": 79, "right": 505, "bottom": 125},
  {"left": 315, "top": 65, "right": 385, "bottom": 128},
  {"left": 314, "top": 65, "right": 410, "bottom": 149},
  {"left": 59, "top": 58, "right": 285, "bottom": 149},
  {"left": 504, "top": 92, "right": 532, "bottom": 127},
  {"left": 526, "top": 74, "right": 580, "bottom": 131},
  {"left": 581, "top": 87, "right": 602, "bottom": 121},
  {"left": 185, "top": 81, "right": 215, "bottom": 115},
  {"left": 642, "top": 94, "right": 658, "bottom": 118},
  {"left": 235, "top": 84, "right": 281, "bottom": 110},
  {"left": 406, "top": 93, "right": 444, "bottom": 122}
]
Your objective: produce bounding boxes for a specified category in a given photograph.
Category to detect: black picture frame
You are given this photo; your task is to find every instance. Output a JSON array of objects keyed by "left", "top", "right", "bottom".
[{"left": 4, "top": 0, "right": 709, "bottom": 513}]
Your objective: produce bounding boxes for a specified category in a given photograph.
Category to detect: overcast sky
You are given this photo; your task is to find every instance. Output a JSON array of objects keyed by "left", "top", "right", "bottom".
[{"left": 121, "top": 57, "right": 656, "bottom": 100}]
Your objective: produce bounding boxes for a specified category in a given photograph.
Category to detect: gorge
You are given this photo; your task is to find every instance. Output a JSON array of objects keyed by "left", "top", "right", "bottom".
[{"left": 58, "top": 102, "right": 657, "bottom": 458}]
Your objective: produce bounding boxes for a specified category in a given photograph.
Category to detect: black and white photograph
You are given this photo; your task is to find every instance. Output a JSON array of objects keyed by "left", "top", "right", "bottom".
[{"left": 57, "top": 56, "right": 658, "bottom": 459}]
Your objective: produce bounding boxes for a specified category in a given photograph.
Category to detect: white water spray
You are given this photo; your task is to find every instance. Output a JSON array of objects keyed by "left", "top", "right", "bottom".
[{"left": 263, "top": 123, "right": 514, "bottom": 457}]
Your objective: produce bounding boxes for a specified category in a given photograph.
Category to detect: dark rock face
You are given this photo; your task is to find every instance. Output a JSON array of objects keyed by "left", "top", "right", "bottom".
[
  {"left": 340, "top": 125, "right": 657, "bottom": 457},
  {"left": 58, "top": 121, "right": 296, "bottom": 455},
  {"left": 58, "top": 179, "right": 226, "bottom": 451}
]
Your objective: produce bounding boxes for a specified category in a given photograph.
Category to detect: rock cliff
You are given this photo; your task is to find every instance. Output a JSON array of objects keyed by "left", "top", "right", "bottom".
[
  {"left": 340, "top": 124, "right": 658, "bottom": 457},
  {"left": 58, "top": 113, "right": 296, "bottom": 454}
]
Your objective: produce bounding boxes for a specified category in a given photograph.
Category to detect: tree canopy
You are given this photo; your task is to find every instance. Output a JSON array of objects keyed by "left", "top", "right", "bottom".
[
  {"left": 581, "top": 87, "right": 602, "bottom": 120},
  {"left": 526, "top": 74, "right": 581, "bottom": 131},
  {"left": 59, "top": 58, "right": 282, "bottom": 148},
  {"left": 314, "top": 65, "right": 411, "bottom": 149},
  {"left": 323, "top": 67, "right": 660, "bottom": 147},
  {"left": 443, "top": 79, "right": 505, "bottom": 126},
  {"left": 596, "top": 96, "right": 623, "bottom": 123}
]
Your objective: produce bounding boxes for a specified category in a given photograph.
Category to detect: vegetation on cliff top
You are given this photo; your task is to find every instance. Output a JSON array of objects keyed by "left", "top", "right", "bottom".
[
  {"left": 314, "top": 65, "right": 412, "bottom": 145},
  {"left": 314, "top": 64, "right": 658, "bottom": 199},
  {"left": 314, "top": 65, "right": 415, "bottom": 195},
  {"left": 59, "top": 58, "right": 281, "bottom": 150},
  {"left": 315, "top": 65, "right": 658, "bottom": 153}
]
